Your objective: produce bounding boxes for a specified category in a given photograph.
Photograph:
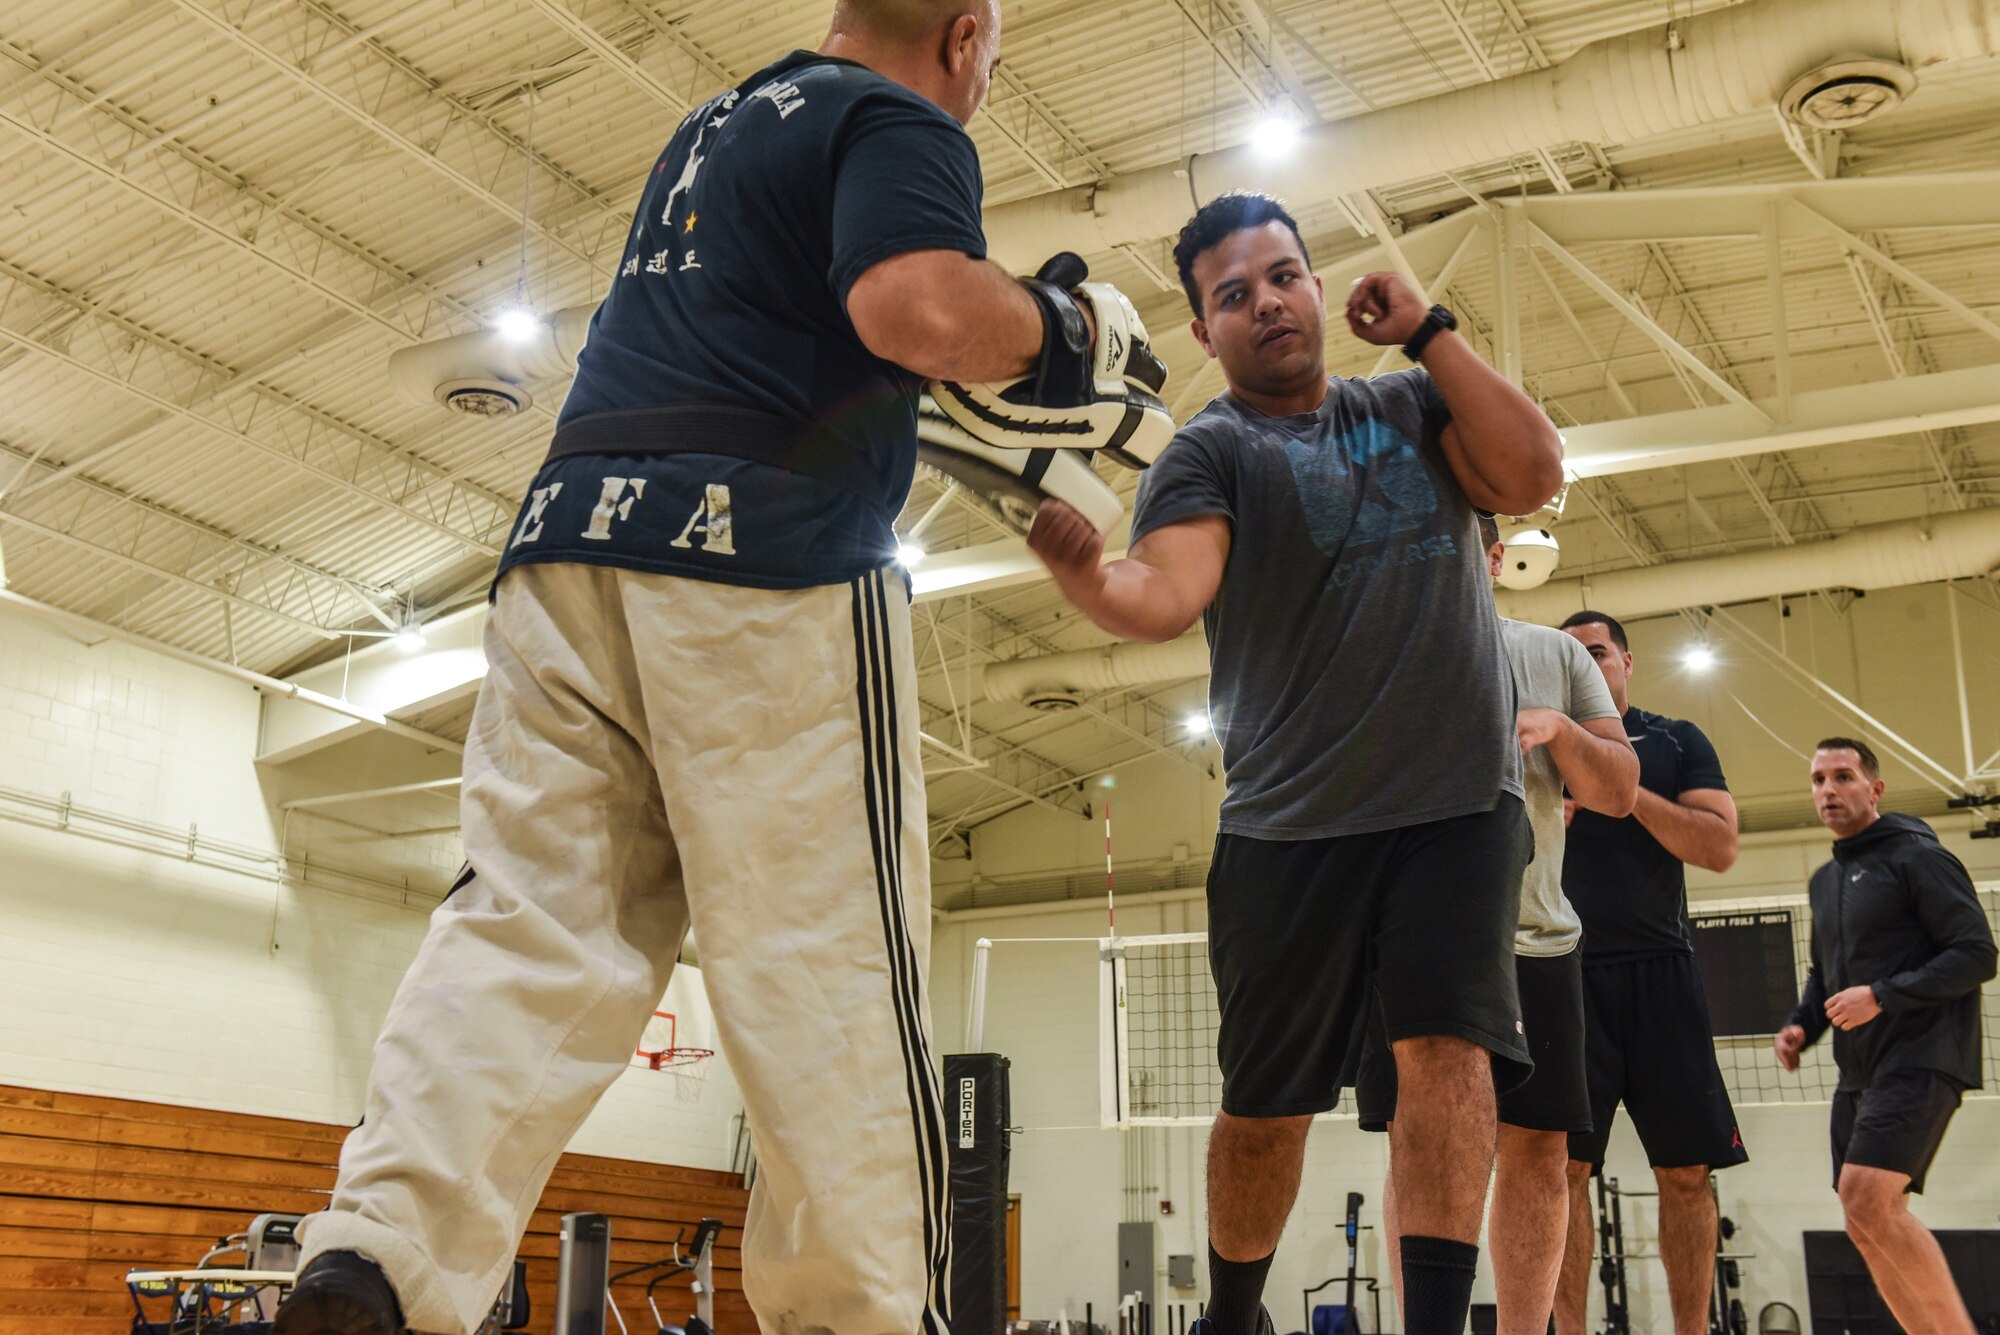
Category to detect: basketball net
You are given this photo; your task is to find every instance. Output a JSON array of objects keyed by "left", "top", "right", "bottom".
[{"left": 634, "top": 1011, "right": 715, "bottom": 1103}]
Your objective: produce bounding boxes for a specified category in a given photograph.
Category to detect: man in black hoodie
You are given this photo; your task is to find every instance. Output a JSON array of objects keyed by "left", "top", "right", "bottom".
[{"left": 1776, "top": 736, "right": 1997, "bottom": 1335}]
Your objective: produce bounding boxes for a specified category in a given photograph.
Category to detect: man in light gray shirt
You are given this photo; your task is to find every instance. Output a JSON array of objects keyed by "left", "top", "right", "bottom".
[{"left": 1358, "top": 514, "right": 1637, "bottom": 1335}]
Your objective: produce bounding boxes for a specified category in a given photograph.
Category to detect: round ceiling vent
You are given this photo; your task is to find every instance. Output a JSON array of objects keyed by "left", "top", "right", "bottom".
[
  {"left": 1780, "top": 58, "right": 1917, "bottom": 132},
  {"left": 1022, "top": 689, "right": 1083, "bottom": 713},
  {"left": 435, "top": 378, "right": 529, "bottom": 417}
]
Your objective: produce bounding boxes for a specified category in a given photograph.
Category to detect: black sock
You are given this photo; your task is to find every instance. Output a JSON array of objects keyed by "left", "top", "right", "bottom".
[
  {"left": 1203, "top": 1244, "right": 1273, "bottom": 1334},
  {"left": 1400, "top": 1235, "right": 1478, "bottom": 1335}
]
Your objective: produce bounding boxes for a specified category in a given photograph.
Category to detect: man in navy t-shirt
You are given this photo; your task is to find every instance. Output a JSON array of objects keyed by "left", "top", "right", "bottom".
[
  {"left": 1554, "top": 610, "right": 1746, "bottom": 1335},
  {"left": 278, "top": 7, "right": 1126, "bottom": 1335}
]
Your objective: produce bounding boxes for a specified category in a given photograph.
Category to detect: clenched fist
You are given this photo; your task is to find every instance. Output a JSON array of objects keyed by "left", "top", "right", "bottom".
[
  {"left": 1027, "top": 498, "right": 1105, "bottom": 587},
  {"left": 1345, "top": 271, "right": 1431, "bottom": 347}
]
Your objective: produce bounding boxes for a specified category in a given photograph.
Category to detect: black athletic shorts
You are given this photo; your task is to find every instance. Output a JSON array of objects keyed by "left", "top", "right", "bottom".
[
  {"left": 1356, "top": 946, "right": 1590, "bottom": 1133},
  {"left": 1207, "top": 794, "right": 1533, "bottom": 1119},
  {"left": 1831, "top": 1069, "right": 1964, "bottom": 1194},
  {"left": 1568, "top": 952, "right": 1748, "bottom": 1172}
]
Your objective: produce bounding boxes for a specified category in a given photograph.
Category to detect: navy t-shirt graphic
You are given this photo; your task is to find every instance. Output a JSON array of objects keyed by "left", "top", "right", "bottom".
[{"left": 495, "top": 52, "right": 989, "bottom": 592}]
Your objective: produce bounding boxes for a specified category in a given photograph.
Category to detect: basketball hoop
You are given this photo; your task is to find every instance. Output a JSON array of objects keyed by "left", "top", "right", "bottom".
[{"left": 634, "top": 1011, "right": 715, "bottom": 1103}]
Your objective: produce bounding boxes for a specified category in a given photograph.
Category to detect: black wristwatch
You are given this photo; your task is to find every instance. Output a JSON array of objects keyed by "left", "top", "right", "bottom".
[{"left": 1402, "top": 304, "right": 1458, "bottom": 362}]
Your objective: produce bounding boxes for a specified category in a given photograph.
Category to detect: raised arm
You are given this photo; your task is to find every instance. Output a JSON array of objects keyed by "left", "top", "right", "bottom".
[{"left": 1344, "top": 272, "right": 1564, "bottom": 516}]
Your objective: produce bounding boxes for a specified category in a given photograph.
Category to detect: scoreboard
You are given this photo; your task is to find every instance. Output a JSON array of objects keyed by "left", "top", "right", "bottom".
[{"left": 1691, "top": 909, "right": 1800, "bottom": 1038}]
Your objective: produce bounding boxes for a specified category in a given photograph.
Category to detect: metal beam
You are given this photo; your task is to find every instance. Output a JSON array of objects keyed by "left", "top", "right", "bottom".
[
  {"left": 1517, "top": 173, "right": 2000, "bottom": 246},
  {"left": 1560, "top": 363, "right": 2000, "bottom": 478},
  {"left": 1789, "top": 199, "right": 2000, "bottom": 350},
  {"left": 0, "top": 319, "right": 504, "bottom": 558},
  {"left": 1528, "top": 222, "right": 1769, "bottom": 419},
  {"left": 515, "top": 0, "right": 686, "bottom": 114},
  {"left": 165, "top": 0, "right": 601, "bottom": 269},
  {"left": 0, "top": 252, "right": 515, "bottom": 530}
]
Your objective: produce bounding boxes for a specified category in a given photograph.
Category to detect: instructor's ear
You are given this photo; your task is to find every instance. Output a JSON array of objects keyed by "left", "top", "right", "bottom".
[
  {"left": 942, "top": 13, "right": 979, "bottom": 75},
  {"left": 1190, "top": 316, "right": 1215, "bottom": 359}
]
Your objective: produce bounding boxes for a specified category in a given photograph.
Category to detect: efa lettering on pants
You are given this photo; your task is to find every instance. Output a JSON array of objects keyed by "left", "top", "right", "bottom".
[{"left": 509, "top": 477, "right": 736, "bottom": 555}]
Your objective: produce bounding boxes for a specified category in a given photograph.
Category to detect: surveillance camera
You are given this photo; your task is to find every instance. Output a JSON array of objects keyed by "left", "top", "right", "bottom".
[{"left": 1498, "top": 526, "right": 1560, "bottom": 590}]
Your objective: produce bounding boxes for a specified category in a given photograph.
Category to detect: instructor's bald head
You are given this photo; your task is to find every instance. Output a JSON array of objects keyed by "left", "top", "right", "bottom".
[
  {"left": 833, "top": 0, "right": 980, "bottom": 39},
  {"left": 824, "top": 1, "right": 1002, "bottom": 124}
]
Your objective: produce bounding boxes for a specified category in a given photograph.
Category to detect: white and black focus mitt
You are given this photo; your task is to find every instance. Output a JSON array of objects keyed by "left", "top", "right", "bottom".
[
  {"left": 927, "top": 253, "right": 1173, "bottom": 472},
  {"left": 916, "top": 394, "right": 1124, "bottom": 537}
]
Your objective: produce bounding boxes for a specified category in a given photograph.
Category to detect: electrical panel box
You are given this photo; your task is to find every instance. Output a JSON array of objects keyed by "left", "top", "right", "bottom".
[
  {"left": 1168, "top": 1253, "right": 1196, "bottom": 1289},
  {"left": 1118, "top": 1221, "right": 1156, "bottom": 1303}
]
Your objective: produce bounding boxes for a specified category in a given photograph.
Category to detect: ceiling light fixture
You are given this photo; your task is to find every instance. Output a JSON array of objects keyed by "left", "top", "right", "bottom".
[
  {"left": 1685, "top": 644, "right": 1716, "bottom": 672},
  {"left": 494, "top": 307, "right": 541, "bottom": 344},
  {"left": 897, "top": 542, "right": 926, "bottom": 568},
  {"left": 1250, "top": 104, "right": 1302, "bottom": 158}
]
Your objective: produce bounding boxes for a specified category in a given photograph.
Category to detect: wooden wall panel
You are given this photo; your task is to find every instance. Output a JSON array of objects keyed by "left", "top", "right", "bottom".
[{"left": 0, "top": 1086, "right": 750, "bottom": 1335}]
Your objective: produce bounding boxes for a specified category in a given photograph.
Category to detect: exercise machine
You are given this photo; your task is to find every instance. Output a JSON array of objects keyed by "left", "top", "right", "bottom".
[
  {"left": 556, "top": 1210, "right": 725, "bottom": 1335},
  {"left": 1590, "top": 1176, "right": 1754, "bottom": 1335},
  {"left": 1300, "top": 1192, "right": 1383, "bottom": 1335}
]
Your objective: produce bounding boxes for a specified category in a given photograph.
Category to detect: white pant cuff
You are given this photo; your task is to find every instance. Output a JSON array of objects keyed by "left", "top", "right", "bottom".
[{"left": 295, "top": 1209, "right": 462, "bottom": 1335}]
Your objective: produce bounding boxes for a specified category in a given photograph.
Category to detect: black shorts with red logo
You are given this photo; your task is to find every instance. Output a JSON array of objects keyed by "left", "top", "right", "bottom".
[{"left": 1568, "top": 952, "right": 1749, "bottom": 1172}]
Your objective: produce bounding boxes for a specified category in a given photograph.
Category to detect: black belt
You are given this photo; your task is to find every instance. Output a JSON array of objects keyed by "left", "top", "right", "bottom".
[{"left": 542, "top": 405, "right": 889, "bottom": 516}]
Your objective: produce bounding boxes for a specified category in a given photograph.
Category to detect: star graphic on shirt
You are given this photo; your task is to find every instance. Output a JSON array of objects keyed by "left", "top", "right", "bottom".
[{"left": 683, "top": 212, "right": 697, "bottom": 233}]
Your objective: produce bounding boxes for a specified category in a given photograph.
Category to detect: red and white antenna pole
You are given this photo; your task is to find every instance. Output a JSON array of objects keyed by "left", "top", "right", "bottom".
[{"left": 1104, "top": 799, "right": 1117, "bottom": 936}]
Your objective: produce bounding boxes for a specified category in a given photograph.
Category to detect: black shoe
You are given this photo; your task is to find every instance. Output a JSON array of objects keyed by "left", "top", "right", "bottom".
[{"left": 274, "top": 1251, "right": 404, "bottom": 1335}]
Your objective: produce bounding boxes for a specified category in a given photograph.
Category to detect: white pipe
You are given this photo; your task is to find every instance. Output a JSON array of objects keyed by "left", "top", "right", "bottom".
[
  {"left": 0, "top": 588, "right": 466, "bottom": 755},
  {"left": 980, "top": 508, "right": 2000, "bottom": 700},
  {"left": 1498, "top": 506, "right": 2000, "bottom": 625},
  {"left": 981, "top": 633, "right": 1207, "bottom": 704},
  {"left": 966, "top": 937, "right": 993, "bottom": 1050},
  {"left": 386, "top": 306, "right": 593, "bottom": 410},
  {"left": 979, "top": 0, "right": 2000, "bottom": 268}
]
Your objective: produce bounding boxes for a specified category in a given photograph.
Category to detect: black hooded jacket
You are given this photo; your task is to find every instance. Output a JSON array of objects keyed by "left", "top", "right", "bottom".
[{"left": 1788, "top": 813, "right": 1996, "bottom": 1090}]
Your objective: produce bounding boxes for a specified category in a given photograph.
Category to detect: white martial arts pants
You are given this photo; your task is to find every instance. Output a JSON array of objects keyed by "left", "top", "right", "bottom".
[{"left": 298, "top": 562, "right": 950, "bottom": 1335}]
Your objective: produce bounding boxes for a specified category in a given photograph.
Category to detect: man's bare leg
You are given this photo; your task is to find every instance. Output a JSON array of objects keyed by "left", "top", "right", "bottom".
[
  {"left": 1490, "top": 1126, "right": 1569, "bottom": 1335},
  {"left": 1838, "top": 1165, "right": 1978, "bottom": 1335},
  {"left": 1390, "top": 1036, "right": 1497, "bottom": 1240},
  {"left": 1389, "top": 1036, "right": 1497, "bottom": 1335},
  {"left": 1382, "top": 1163, "right": 1402, "bottom": 1315},
  {"left": 1653, "top": 1165, "right": 1717, "bottom": 1335},
  {"left": 1204, "top": 1113, "right": 1311, "bottom": 1332},
  {"left": 1552, "top": 1160, "right": 1595, "bottom": 1335}
]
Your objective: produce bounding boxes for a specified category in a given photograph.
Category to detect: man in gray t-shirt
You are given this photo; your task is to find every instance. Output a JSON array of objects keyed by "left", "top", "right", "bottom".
[
  {"left": 1027, "top": 192, "right": 1565, "bottom": 1335},
  {"left": 1354, "top": 515, "right": 1637, "bottom": 1335}
]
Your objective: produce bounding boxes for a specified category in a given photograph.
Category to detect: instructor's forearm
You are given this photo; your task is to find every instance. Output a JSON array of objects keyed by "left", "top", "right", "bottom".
[
  {"left": 1632, "top": 787, "right": 1738, "bottom": 872},
  {"left": 918, "top": 260, "right": 1044, "bottom": 381},
  {"left": 850, "top": 253, "right": 1043, "bottom": 382},
  {"left": 1054, "top": 557, "right": 1202, "bottom": 643},
  {"left": 1546, "top": 723, "right": 1638, "bottom": 817},
  {"left": 1422, "top": 331, "right": 1564, "bottom": 512}
]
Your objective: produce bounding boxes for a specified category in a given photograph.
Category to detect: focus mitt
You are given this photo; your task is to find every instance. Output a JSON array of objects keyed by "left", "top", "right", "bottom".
[
  {"left": 915, "top": 395, "right": 1124, "bottom": 537},
  {"left": 928, "top": 253, "right": 1173, "bottom": 472}
]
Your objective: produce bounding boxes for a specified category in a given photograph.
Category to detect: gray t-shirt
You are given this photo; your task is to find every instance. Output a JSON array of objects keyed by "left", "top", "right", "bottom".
[
  {"left": 1502, "top": 618, "right": 1620, "bottom": 956},
  {"left": 1131, "top": 371, "right": 1522, "bottom": 839}
]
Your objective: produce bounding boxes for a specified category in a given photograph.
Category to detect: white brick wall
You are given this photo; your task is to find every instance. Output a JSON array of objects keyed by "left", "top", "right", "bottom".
[{"left": 0, "top": 603, "right": 741, "bottom": 1170}]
